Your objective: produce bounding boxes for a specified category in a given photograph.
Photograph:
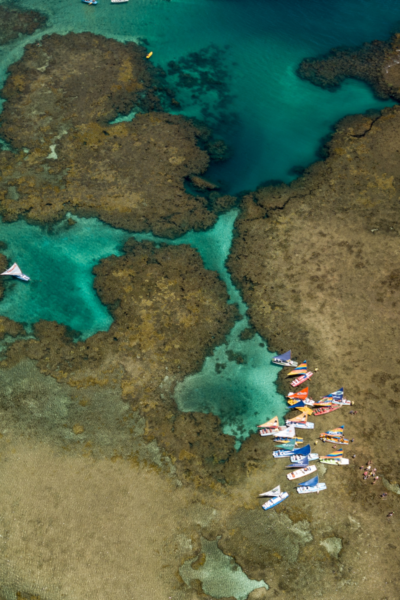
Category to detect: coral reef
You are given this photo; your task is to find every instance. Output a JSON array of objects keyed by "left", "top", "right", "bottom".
[
  {"left": 0, "top": 33, "right": 225, "bottom": 237},
  {"left": 227, "top": 106, "right": 400, "bottom": 597},
  {"left": 0, "top": 5, "right": 46, "bottom": 46},
  {"left": 4, "top": 240, "right": 239, "bottom": 484},
  {"left": 298, "top": 32, "right": 400, "bottom": 101}
]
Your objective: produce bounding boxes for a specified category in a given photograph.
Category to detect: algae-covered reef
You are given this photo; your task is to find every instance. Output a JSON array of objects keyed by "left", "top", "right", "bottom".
[
  {"left": 227, "top": 106, "right": 400, "bottom": 598},
  {"left": 298, "top": 31, "right": 400, "bottom": 101},
  {"left": 3, "top": 240, "right": 242, "bottom": 484},
  {"left": 0, "top": 33, "right": 228, "bottom": 237},
  {"left": 0, "top": 5, "right": 47, "bottom": 46}
]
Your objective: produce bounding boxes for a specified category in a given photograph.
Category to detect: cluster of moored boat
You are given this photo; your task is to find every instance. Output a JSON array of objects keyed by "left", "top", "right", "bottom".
[{"left": 258, "top": 350, "right": 352, "bottom": 511}]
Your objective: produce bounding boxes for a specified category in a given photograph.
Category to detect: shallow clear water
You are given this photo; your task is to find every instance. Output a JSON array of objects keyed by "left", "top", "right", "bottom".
[
  {"left": 0, "top": 216, "right": 129, "bottom": 338},
  {"left": 135, "top": 211, "right": 288, "bottom": 443},
  {"left": 180, "top": 538, "right": 268, "bottom": 599},
  {"left": 1, "top": 0, "right": 399, "bottom": 192},
  {"left": 0, "top": 0, "right": 400, "bottom": 439}
]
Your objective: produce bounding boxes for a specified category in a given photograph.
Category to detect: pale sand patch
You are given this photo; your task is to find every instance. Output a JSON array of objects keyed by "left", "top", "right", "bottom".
[{"left": 0, "top": 440, "right": 205, "bottom": 600}]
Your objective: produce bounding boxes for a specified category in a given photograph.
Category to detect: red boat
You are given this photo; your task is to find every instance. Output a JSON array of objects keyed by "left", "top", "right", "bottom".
[{"left": 313, "top": 405, "right": 341, "bottom": 416}]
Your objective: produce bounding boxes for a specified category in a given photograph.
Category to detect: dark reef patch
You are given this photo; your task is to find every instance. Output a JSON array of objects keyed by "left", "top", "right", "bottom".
[
  {"left": 0, "top": 5, "right": 47, "bottom": 46},
  {"left": 298, "top": 32, "right": 400, "bottom": 101},
  {"left": 0, "top": 33, "right": 234, "bottom": 238}
]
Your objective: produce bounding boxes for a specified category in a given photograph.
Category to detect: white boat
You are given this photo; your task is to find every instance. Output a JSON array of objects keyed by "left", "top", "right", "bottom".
[
  {"left": 272, "top": 425, "right": 295, "bottom": 439},
  {"left": 319, "top": 458, "right": 349, "bottom": 466},
  {"left": 259, "top": 485, "right": 281, "bottom": 498},
  {"left": 0, "top": 262, "right": 30, "bottom": 282},
  {"left": 262, "top": 492, "right": 289, "bottom": 511},
  {"left": 272, "top": 350, "right": 298, "bottom": 368},
  {"left": 331, "top": 398, "right": 351, "bottom": 406},
  {"left": 287, "top": 465, "right": 317, "bottom": 481},
  {"left": 291, "top": 453, "right": 319, "bottom": 462},
  {"left": 111, "top": 0, "right": 128, "bottom": 3},
  {"left": 297, "top": 476, "right": 327, "bottom": 494},
  {"left": 298, "top": 483, "right": 327, "bottom": 494},
  {"left": 286, "top": 420, "right": 314, "bottom": 430},
  {"left": 259, "top": 427, "right": 285, "bottom": 437}
]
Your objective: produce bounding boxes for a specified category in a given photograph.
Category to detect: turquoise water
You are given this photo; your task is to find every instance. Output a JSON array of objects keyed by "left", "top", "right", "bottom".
[
  {"left": 0, "top": 216, "right": 129, "bottom": 338},
  {"left": 1, "top": 0, "right": 400, "bottom": 436},
  {"left": 135, "top": 210, "right": 287, "bottom": 443},
  {"left": 1, "top": 0, "right": 399, "bottom": 191},
  {"left": 0, "top": 210, "right": 286, "bottom": 441}
]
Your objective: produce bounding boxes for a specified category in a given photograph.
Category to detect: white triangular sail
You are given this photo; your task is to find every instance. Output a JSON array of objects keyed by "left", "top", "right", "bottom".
[
  {"left": 1, "top": 263, "right": 22, "bottom": 277},
  {"left": 259, "top": 485, "right": 281, "bottom": 498},
  {"left": 1, "top": 262, "right": 30, "bottom": 281},
  {"left": 273, "top": 425, "right": 295, "bottom": 438}
]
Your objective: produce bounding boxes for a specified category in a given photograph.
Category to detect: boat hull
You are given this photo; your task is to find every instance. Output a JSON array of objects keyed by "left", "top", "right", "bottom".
[
  {"left": 319, "top": 458, "right": 349, "bottom": 465},
  {"left": 297, "top": 483, "right": 327, "bottom": 494},
  {"left": 259, "top": 427, "right": 282, "bottom": 437},
  {"left": 319, "top": 436, "right": 349, "bottom": 445},
  {"left": 291, "top": 453, "right": 319, "bottom": 462},
  {"left": 290, "top": 372, "right": 313, "bottom": 387},
  {"left": 313, "top": 405, "right": 341, "bottom": 416},
  {"left": 287, "top": 465, "right": 317, "bottom": 480},
  {"left": 272, "top": 359, "right": 298, "bottom": 367},
  {"left": 286, "top": 421, "right": 314, "bottom": 429},
  {"left": 262, "top": 492, "right": 289, "bottom": 511}
]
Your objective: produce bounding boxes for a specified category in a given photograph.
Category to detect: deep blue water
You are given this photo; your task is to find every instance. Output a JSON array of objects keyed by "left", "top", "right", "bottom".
[{"left": 1, "top": 0, "right": 400, "bottom": 439}]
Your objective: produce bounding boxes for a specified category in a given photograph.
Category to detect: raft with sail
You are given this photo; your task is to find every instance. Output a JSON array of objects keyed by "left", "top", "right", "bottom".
[
  {"left": 297, "top": 475, "right": 327, "bottom": 494},
  {"left": 291, "top": 452, "right": 319, "bottom": 462},
  {"left": 313, "top": 405, "right": 341, "bottom": 416},
  {"left": 260, "top": 485, "right": 289, "bottom": 511},
  {"left": 273, "top": 444, "right": 310, "bottom": 458},
  {"left": 286, "top": 412, "right": 314, "bottom": 429},
  {"left": 272, "top": 350, "right": 298, "bottom": 368},
  {"left": 319, "top": 425, "right": 349, "bottom": 444},
  {"left": 1, "top": 263, "right": 30, "bottom": 282},
  {"left": 287, "top": 464, "right": 317, "bottom": 481}
]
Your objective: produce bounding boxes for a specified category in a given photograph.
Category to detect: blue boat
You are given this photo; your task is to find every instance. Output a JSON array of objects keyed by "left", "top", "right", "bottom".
[
  {"left": 297, "top": 475, "right": 327, "bottom": 494},
  {"left": 285, "top": 457, "right": 309, "bottom": 469},
  {"left": 261, "top": 486, "right": 289, "bottom": 511},
  {"left": 273, "top": 444, "right": 310, "bottom": 458},
  {"left": 82, "top": 0, "right": 98, "bottom": 5},
  {"left": 298, "top": 475, "right": 319, "bottom": 487}
]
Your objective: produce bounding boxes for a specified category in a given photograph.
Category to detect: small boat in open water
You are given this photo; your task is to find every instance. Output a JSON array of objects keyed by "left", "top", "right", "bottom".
[
  {"left": 82, "top": 0, "right": 98, "bottom": 4},
  {"left": 259, "top": 485, "right": 289, "bottom": 511},
  {"left": 1, "top": 263, "right": 30, "bottom": 282},
  {"left": 272, "top": 350, "right": 298, "bottom": 368}
]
